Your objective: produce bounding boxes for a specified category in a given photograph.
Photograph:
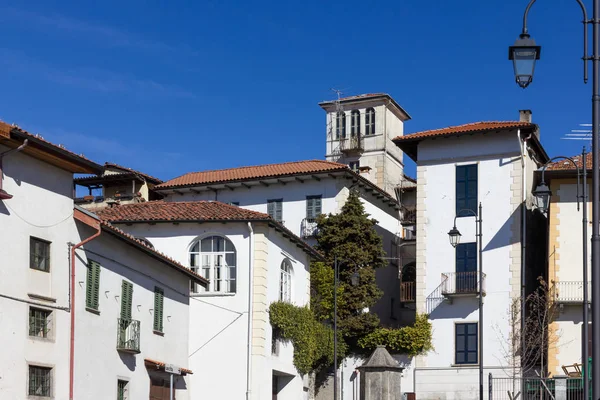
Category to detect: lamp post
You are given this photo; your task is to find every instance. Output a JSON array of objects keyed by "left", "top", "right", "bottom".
[
  {"left": 509, "top": 1, "right": 600, "bottom": 395},
  {"left": 534, "top": 150, "right": 589, "bottom": 398},
  {"left": 447, "top": 203, "right": 483, "bottom": 400},
  {"left": 333, "top": 256, "right": 360, "bottom": 400}
]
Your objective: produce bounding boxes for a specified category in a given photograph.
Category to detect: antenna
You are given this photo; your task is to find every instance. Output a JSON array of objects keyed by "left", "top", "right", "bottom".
[{"left": 561, "top": 123, "right": 593, "bottom": 146}]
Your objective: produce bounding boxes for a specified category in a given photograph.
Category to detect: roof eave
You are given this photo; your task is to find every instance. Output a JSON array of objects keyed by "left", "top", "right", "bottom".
[{"left": 318, "top": 95, "right": 411, "bottom": 121}]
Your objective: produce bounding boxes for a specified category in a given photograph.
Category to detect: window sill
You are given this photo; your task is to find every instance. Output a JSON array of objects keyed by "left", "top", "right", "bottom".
[
  {"left": 451, "top": 363, "right": 479, "bottom": 368},
  {"left": 28, "top": 293, "right": 57, "bottom": 303},
  {"left": 190, "top": 292, "right": 236, "bottom": 297},
  {"left": 28, "top": 336, "right": 55, "bottom": 343},
  {"left": 85, "top": 307, "right": 100, "bottom": 315},
  {"left": 153, "top": 330, "right": 164, "bottom": 336}
]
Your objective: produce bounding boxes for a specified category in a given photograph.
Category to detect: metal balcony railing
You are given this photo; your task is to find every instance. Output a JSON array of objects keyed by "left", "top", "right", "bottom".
[
  {"left": 441, "top": 271, "right": 486, "bottom": 297},
  {"left": 554, "top": 281, "right": 591, "bottom": 304},
  {"left": 339, "top": 135, "right": 363, "bottom": 154},
  {"left": 117, "top": 318, "right": 140, "bottom": 354},
  {"left": 400, "top": 281, "right": 416, "bottom": 303},
  {"left": 301, "top": 218, "right": 319, "bottom": 238},
  {"left": 401, "top": 205, "right": 416, "bottom": 225}
]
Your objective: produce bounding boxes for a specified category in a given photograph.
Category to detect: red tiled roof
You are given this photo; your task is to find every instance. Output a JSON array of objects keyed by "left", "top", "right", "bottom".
[
  {"left": 97, "top": 200, "right": 271, "bottom": 222},
  {"left": 104, "top": 162, "right": 163, "bottom": 184},
  {"left": 393, "top": 121, "right": 540, "bottom": 162},
  {"left": 97, "top": 201, "right": 322, "bottom": 259},
  {"left": 0, "top": 121, "right": 102, "bottom": 174},
  {"left": 545, "top": 153, "right": 590, "bottom": 171},
  {"left": 156, "top": 160, "right": 349, "bottom": 189},
  {"left": 394, "top": 121, "right": 536, "bottom": 142},
  {"left": 99, "top": 220, "right": 208, "bottom": 285},
  {"left": 144, "top": 358, "right": 192, "bottom": 375}
]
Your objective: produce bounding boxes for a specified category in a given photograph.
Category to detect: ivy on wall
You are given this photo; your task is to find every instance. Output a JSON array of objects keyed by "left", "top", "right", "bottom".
[{"left": 357, "top": 314, "right": 433, "bottom": 356}]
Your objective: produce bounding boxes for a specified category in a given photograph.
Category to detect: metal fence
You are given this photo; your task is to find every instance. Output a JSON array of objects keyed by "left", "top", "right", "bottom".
[{"left": 489, "top": 375, "right": 588, "bottom": 400}]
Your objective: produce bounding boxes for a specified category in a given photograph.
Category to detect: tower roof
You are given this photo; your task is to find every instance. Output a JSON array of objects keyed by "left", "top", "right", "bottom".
[{"left": 319, "top": 93, "right": 411, "bottom": 121}]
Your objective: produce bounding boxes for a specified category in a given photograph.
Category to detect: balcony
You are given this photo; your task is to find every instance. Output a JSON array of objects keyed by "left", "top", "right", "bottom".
[
  {"left": 401, "top": 205, "right": 416, "bottom": 226},
  {"left": 117, "top": 318, "right": 140, "bottom": 354},
  {"left": 441, "top": 271, "right": 486, "bottom": 300},
  {"left": 554, "top": 281, "right": 591, "bottom": 304},
  {"left": 301, "top": 218, "right": 319, "bottom": 238},
  {"left": 402, "top": 226, "right": 416, "bottom": 241},
  {"left": 339, "top": 136, "right": 363, "bottom": 155},
  {"left": 400, "top": 281, "right": 416, "bottom": 303}
]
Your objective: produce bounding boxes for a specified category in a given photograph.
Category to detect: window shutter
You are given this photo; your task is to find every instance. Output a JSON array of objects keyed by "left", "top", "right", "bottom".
[
  {"left": 306, "top": 198, "right": 314, "bottom": 219},
  {"left": 86, "top": 261, "right": 101, "bottom": 310},
  {"left": 121, "top": 281, "right": 133, "bottom": 321},
  {"left": 154, "top": 287, "right": 164, "bottom": 332},
  {"left": 315, "top": 197, "right": 322, "bottom": 216},
  {"left": 267, "top": 201, "right": 275, "bottom": 219},
  {"left": 276, "top": 201, "right": 282, "bottom": 222}
]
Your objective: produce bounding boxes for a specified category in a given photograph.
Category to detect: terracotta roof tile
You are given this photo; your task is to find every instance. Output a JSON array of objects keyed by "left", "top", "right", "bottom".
[
  {"left": 97, "top": 200, "right": 271, "bottom": 222},
  {"left": 0, "top": 121, "right": 102, "bottom": 174},
  {"left": 97, "top": 201, "right": 322, "bottom": 259},
  {"left": 144, "top": 358, "right": 192, "bottom": 374},
  {"left": 99, "top": 220, "right": 209, "bottom": 285},
  {"left": 104, "top": 162, "right": 163, "bottom": 184},
  {"left": 394, "top": 121, "right": 535, "bottom": 142},
  {"left": 545, "top": 153, "right": 590, "bottom": 171},
  {"left": 156, "top": 160, "right": 349, "bottom": 189}
]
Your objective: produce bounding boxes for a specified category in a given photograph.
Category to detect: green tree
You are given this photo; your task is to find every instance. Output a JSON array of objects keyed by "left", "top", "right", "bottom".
[{"left": 312, "top": 189, "right": 386, "bottom": 350}]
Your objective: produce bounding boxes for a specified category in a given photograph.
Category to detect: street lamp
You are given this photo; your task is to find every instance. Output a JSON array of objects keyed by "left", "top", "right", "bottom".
[
  {"left": 333, "top": 257, "right": 360, "bottom": 400},
  {"left": 534, "top": 151, "right": 589, "bottom": 395},
  {"left": 509, "top": 1, "right": 600, "bottom": 396},
  {"left": 508, "top": 34, "right": 541, "bottom": 88},
  {"left": 447, "top": 203, "right": 483, "bottom": 400}
]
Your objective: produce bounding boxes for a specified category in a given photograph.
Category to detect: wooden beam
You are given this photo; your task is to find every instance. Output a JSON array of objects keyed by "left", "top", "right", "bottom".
[
  {"left": 312, "top": 175, "right": 321, "bottom": 181},
  {"left": 259, "top": 181, "right": 269, "bottom": 187},
  {"left": 328, "top": 173, "right": 338, "bottom": 179},
  {"left": 173, "top": 190, "right": 184, "bottom": 196},
  {"left": 295, "top": 177, "right": 305, "bottom": 183},
  {"left": 242, "top": 183, "right": 252, "bottom": 189},
  {"left": 224, "top": 184, "right": 235, "bottom": 191},
  {"left": 190, "top": 188, "right": 201, "bottom": 194},
  {"left": 277, "top": 179, "right": 287, "bottom": 186}
]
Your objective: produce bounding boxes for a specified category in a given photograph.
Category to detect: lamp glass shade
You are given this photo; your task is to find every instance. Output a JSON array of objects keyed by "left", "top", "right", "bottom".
[
  {"left": 448, "top": 226, "right": 462, "bottom": 248},
  {"left": 533, "top": 182, "right": 552, "bottom": 213},
  {"left": 351, "top": 271, "right": 360, "bottom": 287},
  {"left": 508, "top": 36, "right": 541, "bottom": 89}
]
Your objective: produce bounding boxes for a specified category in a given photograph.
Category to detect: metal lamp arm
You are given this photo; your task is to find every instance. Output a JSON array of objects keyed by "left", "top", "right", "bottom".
[
  {"left": 521, "top": 0, "right": 589, "bottom": 82},
  {"left": 540, "top": 156, "right": 582, "bottom": 211}
]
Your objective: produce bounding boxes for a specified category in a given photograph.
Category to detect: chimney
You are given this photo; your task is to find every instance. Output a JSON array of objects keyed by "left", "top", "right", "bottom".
[{"left": 519, "top": 109, "right": 532, "bottom": 123}]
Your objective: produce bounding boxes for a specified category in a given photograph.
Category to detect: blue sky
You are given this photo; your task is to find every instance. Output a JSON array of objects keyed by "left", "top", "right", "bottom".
[{"left": 0, "top": 0, "right": 593, "bottom": 179}]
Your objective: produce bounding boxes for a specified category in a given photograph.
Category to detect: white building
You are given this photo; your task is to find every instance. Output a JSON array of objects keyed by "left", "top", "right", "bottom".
[
  {"left": 97, "top": 200, "right": 321, "bottom": 400},
  {"left": 541, "top": 152, "right": 591, "bottom": 376},
  {"left": 0, "top": 122, "right": 204, "bottom": 400},
  {"left": 151, "top": 159, "right": 412, "bottom": 328},
  {"left": 393, "top": 115, "right": 549, "bottom": 399}
]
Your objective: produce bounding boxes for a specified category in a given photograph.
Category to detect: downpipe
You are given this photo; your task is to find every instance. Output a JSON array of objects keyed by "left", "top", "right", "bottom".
[{"left": 246, "top": 222, "right": 254, "bottom": 400}]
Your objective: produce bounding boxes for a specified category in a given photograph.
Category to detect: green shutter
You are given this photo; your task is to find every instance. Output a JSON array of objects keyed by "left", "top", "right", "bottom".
[
  {"left": 267, "top": 201, "right": 275, "bottom": 219},
  {"left": 276, "top": 201, "right": 282, "bottom": 222},
  {"left": 306, "top": 197, "right": 314, "bottom": 219},
  {"left": 315, "top": 196, "right": 322, "bottom": 216},
  {"left": 86, "top": 261, "right": 101, "bottom": 310},
  {"left": 154, "top": 287, "right": 164, "bottom": 332},
  {"left": 121, "top": 281, "right": 133, "bottom": 321}
]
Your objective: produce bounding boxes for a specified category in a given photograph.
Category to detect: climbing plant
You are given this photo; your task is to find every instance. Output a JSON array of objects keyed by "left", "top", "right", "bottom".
[{"left": 357, "top": 314, "right": 433, "bottom": 356}]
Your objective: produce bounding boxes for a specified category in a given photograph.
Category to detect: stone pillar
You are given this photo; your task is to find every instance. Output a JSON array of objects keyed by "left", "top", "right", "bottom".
[{"left": 357, "top": 346, "right": 404, "bottom": 400}]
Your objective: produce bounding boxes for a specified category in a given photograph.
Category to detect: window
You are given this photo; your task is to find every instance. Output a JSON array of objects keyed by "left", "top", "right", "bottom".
[
  {"left": 351, "top": 110, "right": 360, "bottom": 137},
  {"left": 365, "top": 108, "right": 375, "bottom": 135},
  {"left": 120, "top": 281, "right": 133, "bottom": 321},
  {"left": 456, "top": 243, "right": 477, "bottom": 292},
  {"left": 456, "top": 164, "right": 478, "bottom": 216},
  {"left": 117, "top": 380, "right": 128, "bottom": 400},
  {"left": 455, "top": 323, "right": 478, "bottom": 364},
  {"left": 154, "top": 287, "right": 164, "bottom": 332},
  {"left": 29, "top": 308, "right": 51, "bottom": 338},
  {"left": 189, "top": 236, "right": 236, "bottom": 293},
  {"left": 280, "top": 259, "right": 292, "bottom": 302},
  {"left": 349, "top": 161, "right": 360, "bottom": 172},
  {"left": 86, "top": 260, "right": 101, "bottom": 311},
  {"left": 29, "top": 365, "right": 51, "bottom": 397},
  {"left": 267, "top": 199, "right": 283, "bottom": 222},
  {"left": 30, "top": 237, "right": 50, "bottom": 272},
  {"left": 306, "top": 195, "right": 322, "bottom": 220},
  {"left": 336, "top": 112, "right": 346, "bottom": 139}
]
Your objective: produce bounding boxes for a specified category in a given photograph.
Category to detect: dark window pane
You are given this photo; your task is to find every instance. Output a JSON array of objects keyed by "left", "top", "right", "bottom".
[
  {"left": 468, "top": 324, "right": 477, "bottom": 334},
  {"left": 226, "top": 253, "right": 235, "bottom": 266},
  {"left": 214, "top": 237, "right": 224, "bottom": 252},
  {"left": 201, "top": 238, "right": 212, "bottom": 252},
  {"left": 467, "top": 352, "right": 478, "bottom": 363},
  {"left": 456, "top": 353, "right": 465, "bottom": 364},
  {"left": 467, "top": 335, "right": 477, "bottom": 350},
  {"left": 456, "top": 324, "right": 465, "bottom": 335}
]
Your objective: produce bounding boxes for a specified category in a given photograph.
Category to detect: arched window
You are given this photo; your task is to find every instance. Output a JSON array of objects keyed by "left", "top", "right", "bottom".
[
  {"left": 279, "top": 259, "right": 292, "bottom": 302},
  {"left": 189, "top": 236, "right": 236, "bottom": 293},
  {"left": 351, "top": 110, "right": 360, "bottom": 137},
  {"left": 336, "top": 112, "right": 346, "bottom": 139},
  {"left": 365, "top": 108, "right": 375, "bottom": 135}
]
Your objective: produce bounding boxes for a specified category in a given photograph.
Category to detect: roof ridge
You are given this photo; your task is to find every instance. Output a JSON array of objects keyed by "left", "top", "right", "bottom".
[
  {"left": 405, "top": 120, "right": 531, "bottom": 136},
  {"left": 172, "top": 159, "right": 347, "bottom": 177}
]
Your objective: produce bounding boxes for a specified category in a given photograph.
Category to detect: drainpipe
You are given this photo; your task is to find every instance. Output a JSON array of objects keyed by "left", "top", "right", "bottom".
[
  {"left": 246, "top": 222, "right": 254, "bottom": 400},
  {"left": 0, "top": 139, "right": 28, "bottom": 199},
  {"left": 69, "top": 225, "right": 101, "bottom": 400},
  {"left": 517, "top": 129, "right": 531, "bottom": 375}
]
